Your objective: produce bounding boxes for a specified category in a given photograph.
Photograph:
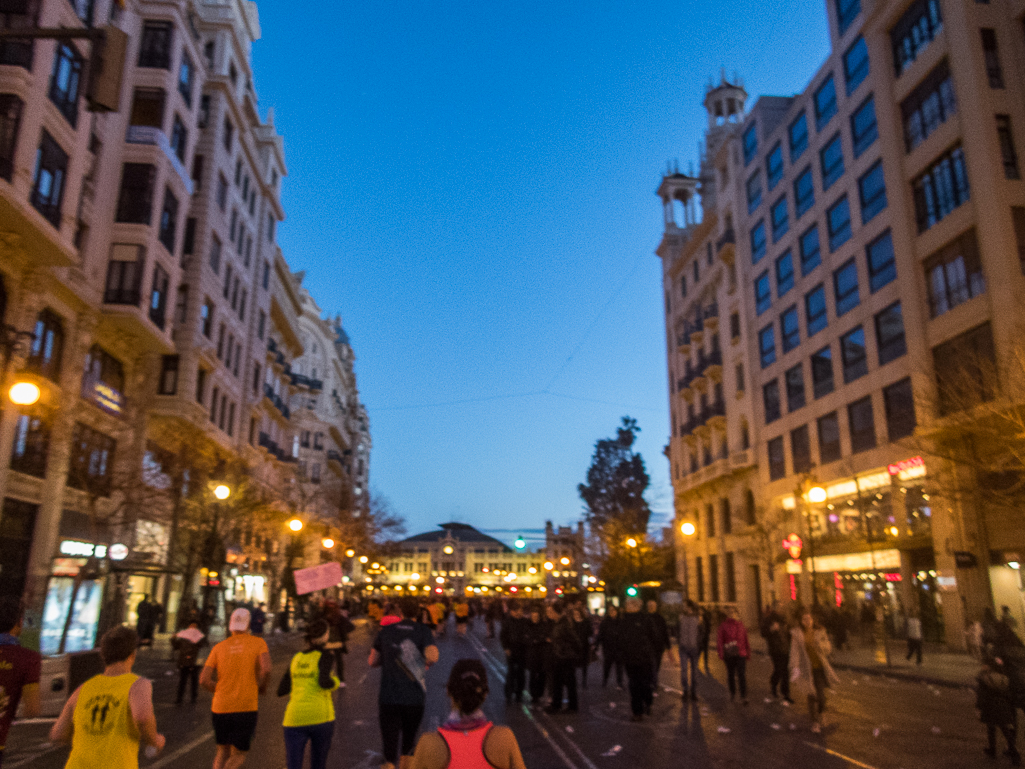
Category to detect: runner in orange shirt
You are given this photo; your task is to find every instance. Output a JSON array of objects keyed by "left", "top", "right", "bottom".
[{"left": 200, "top": 608, "right": 271, "bottom": 769}]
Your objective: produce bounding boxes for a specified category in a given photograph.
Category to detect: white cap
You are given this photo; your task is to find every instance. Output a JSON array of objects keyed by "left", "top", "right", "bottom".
[{"left": 228, "top": 608, "right": 251, "bottom": 632}]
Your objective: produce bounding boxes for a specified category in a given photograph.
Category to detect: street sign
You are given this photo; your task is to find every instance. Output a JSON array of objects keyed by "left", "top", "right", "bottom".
[{"left": 294, "top": 561, "right": 343, "bottom": 595}]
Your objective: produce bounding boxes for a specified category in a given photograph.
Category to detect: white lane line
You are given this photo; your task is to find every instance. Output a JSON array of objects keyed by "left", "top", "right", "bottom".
[
  {"left": 536, "top": 711, "right": 600, "bottom": 769},
  {"left": 6, "top": 745, "right": 64, "bottom": 768},
  {"left": 147, "top": 730, "right": 215, "bottom": 768},
  {"left": 520, "top": 704, "right": 580, "bottom": 769},
  {"left": 803, "top": 740, "right": 881, "bottom": 769},
  {"left": 10, "top": 716, "right": 58, "bottom": 725}
]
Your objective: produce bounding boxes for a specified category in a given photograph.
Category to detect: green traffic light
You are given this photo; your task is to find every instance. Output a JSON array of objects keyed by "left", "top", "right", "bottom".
[
  {"left": 514, "top": 537, "right": 526, "bottom": 550},
  {"left": 626, "top": 585, "right": 638, "bottom": 597}
]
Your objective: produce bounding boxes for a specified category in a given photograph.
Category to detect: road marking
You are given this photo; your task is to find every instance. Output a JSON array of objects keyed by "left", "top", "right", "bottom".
[
  {"left": 148, "top": 730, "right": 215, "bottom": 768},
  {"left": 520, "top": 704, "right": 580, "bottom": 769},
  {"left": 6, "top": 744, "right": 63, "bottom": 768},
  {"left": 10, "top": 716, "right": 57, "bottom": 725},
  {"left": 536, "top": 711, "right": 600, "bottom": 769},
  {"left": 803, "top": 741, "right": 881, "bottom": 769}
]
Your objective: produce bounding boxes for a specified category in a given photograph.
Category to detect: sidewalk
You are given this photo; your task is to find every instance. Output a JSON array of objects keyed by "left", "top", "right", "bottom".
[{"left": 748, "top": 635, "right": 979, "bottom": 689}]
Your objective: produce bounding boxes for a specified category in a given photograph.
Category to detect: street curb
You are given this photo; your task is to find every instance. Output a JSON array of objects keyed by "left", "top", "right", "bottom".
[{"left": 829, "top": 661, "right": 974, "bottom": 690}]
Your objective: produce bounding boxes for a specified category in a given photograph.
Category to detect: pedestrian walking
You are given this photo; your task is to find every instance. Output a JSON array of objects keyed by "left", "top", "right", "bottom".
[
  {"left": 499, "top": 600, "right": 529, "bottom": 704},
  {"left": 277, "top": 620, "right": 340, "bottom": 769},
  {"left": 50, "top": 626, "right": 165, "bottom": 768},
  {"left": 525, "top": 605, "right": 550, "bottom": 704},
  {"left": 369, "top": 597, "right": 439, "bottom": 769},
  {"left": 597, "top": 605, "right": 624, "bottom": 689},
  {"left": 906, "top": 610, "right": 923, "bottom": 666},
  {"left": 717, "top": 607, "right": 751, "bottom": 705},
  {"left": 646, "top": 600, "right": 671, "bottom": 682},
  {"left": 977, "top": 658, "right": 1021, "bottom": 766},
  {"left": 546, "top": 602, "right": 581, "bottom": 713},
  {"left": 429, "top": 599, "right": 447, "bottom": 637},
  {"left": 200, "top": 608, "right": 272, "bottom": 769},
  {"left": 135, "top": 595, "right": 156, "bottom": 647},
  {"left": 618, "top": 597, "right": 658, "bottom": 720},
  {"left": 409, "top": 659, "right": 527, "bottom": 769},
  {"left": 453, "top": 599, "right": 471, "bottom": 637},
  {"left": 571, "top": 604, "right": 593, "bottom": 690},
  {"left": 788, "top": 608, "right": 839, "bottom": 733},
  {"left": 250, "top": 604, "right": 267, "bottom": 636},
  {"left": 172, "top": 620, "right": 207, "bottom": 705},
  {"left": 0, "top": 598, "right": 41, "bottom": 767},
  {"left": 678, "top": 600, "right": 702, "bottom": 701},
  {"left": 760, "top": 603, "right": 792, "bottom": 703}
]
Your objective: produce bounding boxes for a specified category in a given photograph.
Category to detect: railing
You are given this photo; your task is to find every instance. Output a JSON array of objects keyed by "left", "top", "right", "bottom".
[
  {"left": 715, "top": 228, "right": 736, "bottom": 253},
  {"left": 125, "top": 125, "right": 195, "bottom": 195},
  {"left": 327, "top": 449, "right": 343, "bottom": 464},
  {"left": 267, "top": 338, "right": 278, "bottom": 354},
  {"left": 263, "top": 384, "right": 291, "bottom": 419},
  {"left": 308, "top": 378, "right": 323, "bottom": 391}
]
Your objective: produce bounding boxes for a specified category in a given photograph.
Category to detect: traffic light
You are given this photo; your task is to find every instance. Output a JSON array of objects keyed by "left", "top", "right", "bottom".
[
  {"left": 625, "top": 584, "right": 639, "bottom": 598},
  {"left": 86, "top": 26, "right": 128, "bottom": 112}
]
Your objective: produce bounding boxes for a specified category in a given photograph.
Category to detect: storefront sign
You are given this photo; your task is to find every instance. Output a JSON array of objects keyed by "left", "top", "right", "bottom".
[
  {"left": 887, "top": 456, "right": 926, "bottom": 479},
  {"left": 59, "top": 540, "right": 108, "bottom": 559},
  {"left": 936, "top": 574, "right": 957, "bottom": 590},
  {"left": 953, "top": 551, "right": 978, "bottom": 568},
  {"left": 782, "top": 533, "right": 803, "bottom": 559}
]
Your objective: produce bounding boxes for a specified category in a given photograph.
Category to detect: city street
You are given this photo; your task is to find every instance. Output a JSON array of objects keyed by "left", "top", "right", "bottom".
[{"left": 3, "top": 618, "right": 989, "bottom": 769}]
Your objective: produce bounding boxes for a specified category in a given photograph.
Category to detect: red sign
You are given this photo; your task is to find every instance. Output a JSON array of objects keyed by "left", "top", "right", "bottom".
[
  {"left": 782, "top": 533, "right": 803, "bottom": 560},
  {"left": 887, "top": 456, "right": 924, "bottom": 476}
]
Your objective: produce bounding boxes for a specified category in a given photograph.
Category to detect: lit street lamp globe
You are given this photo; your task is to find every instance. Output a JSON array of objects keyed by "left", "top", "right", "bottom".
[
  {"left": 345, "top": 548, "right": 355, "bottom": 558},
  {"left": 560, "top": 557, "right": 570, "bottom": 566},
  {"left": 681, "top": 521, "right": 696, "bottom": 537},
  {"left": 626, "top": 537, "right": 638, "bottom": 548},
  {"left": 359, "top": 555, "right": 369, "bottom": 564},
  {"left": 288, "top": 518, "right": 303, "bottom": 532},
  {"left": 543, "top": 561, "right": 554, "bottom": 571},
  {"left": 808, "top": 486, "right": 827, "bottom": 504},
  {"left": 322, "top": 538, "right": 335, "bottom": 549},
  {"left": 8, "top": 381, "right": 40, "bottom": 406}
]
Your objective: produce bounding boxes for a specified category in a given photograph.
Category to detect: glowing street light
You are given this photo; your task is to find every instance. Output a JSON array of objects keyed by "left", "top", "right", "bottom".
[
  {"left": 213, "top": 484, "right": 231, "bottom": 500},
  {"left": 322, "top": 538, "right": 335, "bottom": 549},
  {"left": 443, "top": 545, "right": 454, "bottom": 555},
  {"left": 410, "top": 573, "right": 420, "bottom": 581},
  {"left": 543, "top": 561, "right": 554, "bottom": 571},
  {"left": 8, "top": 381, "right": 40, "bottom": 406},
  {"left": 681, "top": 521, "right": 696, "bottom": 537},
  {"left": 359, "top": 555, "right": 369, "bottom": 564},
  {"left": 560, "top": 557, "right": 570, "bottom": 566},
  {"left": 288, "top": 518, "right": 304, "bottom": 532},
  {"left": 626, "top": 537, "right": 638, "bottom": 548},
  {"left": 345, "top": 548, "right": 356, "bottom": 558},
  {"left": 808, "top": 486, "right": 827, "bottom": 504}
]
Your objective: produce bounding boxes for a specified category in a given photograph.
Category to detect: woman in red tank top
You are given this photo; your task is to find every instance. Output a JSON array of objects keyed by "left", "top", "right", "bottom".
[{"left": 410, "top": 659, "right": 526, "bottom": 769}]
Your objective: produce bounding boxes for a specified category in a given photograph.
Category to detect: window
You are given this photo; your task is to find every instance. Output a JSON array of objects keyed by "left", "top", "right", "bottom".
[
  {"left": 178, "top": 51, "right": 193, "bottom": 106},
  {"left": 834, "top": 259, "right": 859, "bottom": 315},
  {"left": 149, "top": 263, "right": 169, "bottom": 329},
  {"left": 223, "top": 117, "right": 234, "bottom": 151},
  {"left": 138, "top": 21, "right": 173, "bottom": 69},
  {"left": 743, "top": 122, "right": 758, "bottom": 165},
  {"left": 836, "top": 0, "right": 861, "bottom": 35},
  {"left": 865, "top": 230, "right": 896, "bottom": 293},
  {"left": 789, "top": 112, "right": 809, "bottom": 161},
  {"left": 848, "top": 396, "right": 876, "bottom": 453},
  {"left": 768, "top": 436, "right": 786, "bottom": 481},
  {"left": 812, "top": 346, "right": 834, "bottom": 398},
  {"left": 11, "top": 415, "right": 50, "bottom": 478},
  {"left": 31, "top": 132, "right": 68, "bottom": 228},
  {"left": 314, "top": 433, "right": 324, "bottom": 450},
  {"left": 746, "top": 171, "right": 762, "bottom": 213},
  {"left": 262, "top": 261, "right": 271, "bottom": 290},
  {"left": 216, "top": 173, "right": 228, "bottom": 211},
  {"left": 257, "top": 309, "right": 266, "bottom": 340},
  {"left": 883, "top": 378, "right": 916, "bottom": 440},
  {"left": 858, "top": 161, "right": 887, "bottom": 223},
  {"left": 759, "top": 324, "right": 776, "bottom": 368},
  {"left": 104, "top": 244, "right": 144, "bottom": 305},
  {"left": 198, "top": 94, "right": 210, "bottom": 128},
  {"left": 27, "top": 310, "right": 64, "bottom": 381},
  {"left": 763, "top": 380, "right": 781, "bottom": 423},
  {"left": 827, "top": 196, "right": 852, "bottom": 251},
  {"left": 843, "top": 37, "right": 869, "bottom": 94},
  {"left": 1014, "top": 207, "right": 1025, "bottom": 274},
  {"left": 794, "top": 167, "right": 814, "bottom": 218},
  {"left": 766, "top": 143, "right": 784, "bottom": 190},
  {"left": 820, "top": 134, "right": 844, "bottom": 190},
  {"left": 169, "top": 115, "right": 187, "bottom": 162},
  {"left": 201, "top": 299, "right": 213, "bottom": 337},
  {"left": 0, "top": 95, "right": 23, "bottom": 182},
  {"left": 814, "top": 75, "right": 838, "bottom": 130},
  {"left": 195, "top": 368, "right": 207, "bottom": 404},
  {"left": 719, "top": 499, "right": 732, "bottom": 535},
  {"left": 706, "top": 502, "right": 716, "bottom": 537},
  {"left": 750, "top": 221, "right": 766, "bottom": 264},
  {"left": 115, "top": 163, "right": 156, "bottom": 224},
  {"left": 781, "top": 305, "right": 800, "bottom": 352},
  {"left": 805, "top": 284, "right": 827, "bottom": 336},
  {"left": 901, "top": 60, "right": 955, "bottom": 152},
  {"left": 771, "top": 196, "right": 789, "bottom": 241},
  {"left": 997, "top": 116, "right": 1020, "bottom": 180},
  {"left": 67, "top": 422, "right": 116, "bottom": 494},
  {"left": 785, "top": 364, "right": 805, "bottom": 412},
  {"left": 267, "top": 215, "right": 276, "bottom": 243},
  {"left": 776, "top": 250, "right": 794, "bottom": 297},
  {"left": 744, "top": 489, "right": 756, "bottom": 524},
  {"left": 129, "top": 87, "right": 165, "bottom": 128},
  {"left": 82, "top": 345, "right": 124, "bottom": 411},
  {"left": 799, "top": 226, "right": 821, "bottom": 275},
  {"left": 875, "top": 302, "right": 906, "bottom": 365},
  {"left": 48, "top": 44, "right": 82, "bottom": 127},
  {"left": 730, "top": 312, "right": 741, "bottom": 340},
  {"left": 925, "top": 229, "right": 984, "bottom": 317},
  {"left": 158, "top": 188, "right": 178, "bottom": 253},
  {"left": 840, "top": 326, "right": 868, "bottom": 383},
  {"left": 735, "top": 362, "right": 745, "bottom": 392},
  {"left": 182, "top": 218, "right": 196, "bottom": 256},
  {"left": 980, "top": 29, "right": 1003, "bottom": 89},
  {"left": 817, "top": 411, "right": 841, "bottom": 463},
  {"left": 891, "top": 0, "right": 942, "bottom": 76},
  {"left": 851, "top": 96, "right": 878, "bottom": 157},
  {"left": 158, "top": 354, "right": 178, "bottom": 395},
  {"left": 755, "top": 271, "right": 772, "bottom": 315},
  {"left": 933, "top": 322, "right": 996, "bottom": 414},
  {"left": 791, "top": 425, "right": 812, "bottom": 474},
  {"left": 190, "top": 154, "right": 204, "bottom": 191},
  {"left": 209, "top": 233, "right": 222, "bottom": 274},
  {"left": 223, "top": 263, "right": 232, "bottom": 299}
]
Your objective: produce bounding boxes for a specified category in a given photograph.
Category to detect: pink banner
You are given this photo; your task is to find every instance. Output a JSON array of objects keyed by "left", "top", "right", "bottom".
[{"left": 293, "top": 561, "right": 343, "bottom": 595}]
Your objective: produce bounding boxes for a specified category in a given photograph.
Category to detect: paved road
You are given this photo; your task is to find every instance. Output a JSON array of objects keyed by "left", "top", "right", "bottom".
[{"left": 3, "top": 619, "right": 990, "bottom": 768}]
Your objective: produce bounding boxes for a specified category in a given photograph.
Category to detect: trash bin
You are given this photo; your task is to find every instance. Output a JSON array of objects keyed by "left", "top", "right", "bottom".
[{"left": 37, "top": 650, "right": 104, "bottom": 717}]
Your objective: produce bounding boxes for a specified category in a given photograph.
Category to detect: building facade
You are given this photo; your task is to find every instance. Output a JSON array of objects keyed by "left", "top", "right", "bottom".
[
  {"left": 660, "top": 0, "right": 1025, "bottom": 648},
  {"left": 0, "top": 0, "right": 368, "bottom": 650}
]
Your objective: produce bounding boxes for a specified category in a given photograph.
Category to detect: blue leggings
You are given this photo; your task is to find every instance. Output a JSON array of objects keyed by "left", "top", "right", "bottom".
[{"left": 284, "top": 721, "right": 335, "bottom": 769}]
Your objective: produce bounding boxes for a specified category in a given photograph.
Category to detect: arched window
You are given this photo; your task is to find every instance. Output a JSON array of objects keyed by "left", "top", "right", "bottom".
[{"left": 27, "top": 309, "right": 64, "bottom": 381}]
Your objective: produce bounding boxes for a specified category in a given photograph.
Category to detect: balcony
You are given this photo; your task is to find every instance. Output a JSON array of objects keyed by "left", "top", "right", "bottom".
[
  {"left": 716, "top": 228, "right": 736, "bottom": 264},
  {"left": 263, "top": 383, "right": 291, "bottom": 420},
  {"left": 327, "top": 449, "right": 344, "bottom": 475},
  {"left": 125, "top": 126, "right": 195, "bottom": 195},
  {"left": 703, "top": 303, "right": 719, "bottom": 332}
]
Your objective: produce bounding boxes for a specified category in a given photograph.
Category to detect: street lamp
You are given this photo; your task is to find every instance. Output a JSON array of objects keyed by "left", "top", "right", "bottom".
[
  {"left": 345, "top": 548, "right": 355, "bottom": 558},
  {"left": 288, "top": 518, "right": 303, "bottom": 533},
  {"left": 626, "top": 537, "right": 638, "bottom": 549},
  {"left": 543, "top": 561, "right": 554, "bottom": 571},
  {"left": 680, "top": 521, "right": 696, "bottom": 537},
  {"left": 560, "top": 557, "right": 570, "bottom": 566},
  {"left": 8, "top": 380, "right": 40, "bottom": 406},
  {"left": 213, "top": 484, "right": 231, "bottom": 501},
  {"left": 322, "top": 538, "right": 335, "bottom": 549},
  {"left": 680, "top": 520, "right": 696, "bottom": 598},
  {"left": 359, "top": 555, "right": 369, "bottom": 564}
]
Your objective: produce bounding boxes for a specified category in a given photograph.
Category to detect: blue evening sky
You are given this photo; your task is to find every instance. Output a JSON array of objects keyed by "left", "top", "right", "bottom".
[{"left": 251, "top": 0, "right": 831, "bottom": 546}]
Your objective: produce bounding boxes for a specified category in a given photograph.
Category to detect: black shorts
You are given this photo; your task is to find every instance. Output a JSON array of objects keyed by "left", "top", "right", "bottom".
[{"left": 212, "top": 711, "right": 258, "bottom": 751}]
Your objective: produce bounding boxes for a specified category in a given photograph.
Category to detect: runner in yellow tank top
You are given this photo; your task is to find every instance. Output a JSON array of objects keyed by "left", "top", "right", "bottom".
[{"left": 51, "top": 627, "right": 165, "bottom": 769}]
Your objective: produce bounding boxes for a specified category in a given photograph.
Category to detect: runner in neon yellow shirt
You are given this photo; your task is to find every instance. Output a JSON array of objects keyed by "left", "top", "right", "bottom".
[{"left": 277, "top": 620, "right": 339, "bottom": 769}]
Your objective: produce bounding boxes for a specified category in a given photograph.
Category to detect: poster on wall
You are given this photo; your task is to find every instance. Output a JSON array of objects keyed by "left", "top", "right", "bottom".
[{"left": 41, "top": 577, "right": 103, "bottom": 656}]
